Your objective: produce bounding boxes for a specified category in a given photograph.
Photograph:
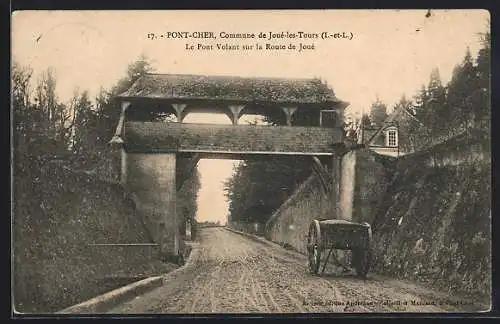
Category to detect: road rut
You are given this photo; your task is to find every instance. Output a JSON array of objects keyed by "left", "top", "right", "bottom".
[{"left": 106, "top": 227, "right": 488, "bottom": 314}]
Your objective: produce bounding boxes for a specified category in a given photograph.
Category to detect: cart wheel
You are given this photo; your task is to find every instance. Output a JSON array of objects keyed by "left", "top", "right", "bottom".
[
  {"left": 307, "top": 220, "right": 322, "bottom": 275},
  {"left": 352, "top": 248, "right": 372, "bottom": 278}
]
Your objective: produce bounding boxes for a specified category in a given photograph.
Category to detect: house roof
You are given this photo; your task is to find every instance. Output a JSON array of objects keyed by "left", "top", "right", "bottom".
[
  {"left": 117, "top": 73, "right": 348, "bottom": 106},
  {"left": 359, "top": 127, "right": 379, "bottom": 145},
  {"left": 366, "top": 105, "right": 419, "bottom": 144}
]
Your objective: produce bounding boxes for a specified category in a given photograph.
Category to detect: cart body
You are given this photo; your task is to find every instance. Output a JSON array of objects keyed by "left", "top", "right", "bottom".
[{"left": 306, "top": 219, "right": 372, "bottom": 278}]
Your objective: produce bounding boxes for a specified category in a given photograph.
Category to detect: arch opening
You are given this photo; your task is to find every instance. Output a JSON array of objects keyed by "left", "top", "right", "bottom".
[{"left": 125, "top": 101, "right": 177, "bottom": 122}]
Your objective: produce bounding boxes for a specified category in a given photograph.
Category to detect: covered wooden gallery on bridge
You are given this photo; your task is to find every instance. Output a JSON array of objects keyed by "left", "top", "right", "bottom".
[
  {"left": 109, "top": 73, "right": 350, "bottom": 260},
  {"left": 114, "top": 73, "right": 348, "bottom": 124},
  {"left": 110, "top": 73, "right": 349, "bottom": 155}
]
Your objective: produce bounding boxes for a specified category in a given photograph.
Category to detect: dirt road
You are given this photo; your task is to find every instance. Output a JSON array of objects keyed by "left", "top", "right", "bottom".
[{"left": 107, "top": 227, "right": 487, "bottom": 314}]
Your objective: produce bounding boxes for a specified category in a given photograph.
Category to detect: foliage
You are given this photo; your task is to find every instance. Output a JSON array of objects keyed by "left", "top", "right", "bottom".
[
  {"left": 12, "top": 54, "right": 202, "bottom": 311},
  {"left": 96, "top": 54, "right": 157, "bottom": 144},
  {"left": 224, "top": 101, "right": 322, "bottom": 224},
  {"left": 224, "top": 157, "right": 312, "bottom": 224},
  {"left": 69, "top": 90, "right": 100, "bottom": 167},
  {"left": 344, "top": 112, "right": 371, "bottom": 142},
  {"left": 371, "top": 136, "right": 490, "bottom": 298},
  {"left": 360, "top": 30, "right": 490, "bottom": 153},
  {"left": 13, "top": 52, "right": 202, "bottom": 227},
  {"left": 178, "top": 167, "right": 201, "bottom": 225},
  {"left": 369, "top": 98, "right": 388, "bottom": 127},
  {"left": 13, "top": 65, "right": 71, "bottom": 172},
  {"left": 225, "top": 28, "right": 490, "bottom": 227}
]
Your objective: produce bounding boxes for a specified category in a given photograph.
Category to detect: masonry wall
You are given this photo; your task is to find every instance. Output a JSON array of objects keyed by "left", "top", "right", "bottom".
[
  {"left": 266, "top": 174, "right": 330, "bottom": 254},
  {"left": 352, "top": 149, "right": 391, "bottom": 224},
  {"left": 230, "top": 221, "right": 266, "bottom": 236},
  {"left": 339, "top": 150, "right": 356, "bottom": 220},
  {"left": 265, "top": 148, "right": 388, "bottom": 253},
  {"left": 124, "top": 122, "right": 342, "bottom": 154},
  {"left": 125, "top": 153, "right": 180, "bottom": 255}
]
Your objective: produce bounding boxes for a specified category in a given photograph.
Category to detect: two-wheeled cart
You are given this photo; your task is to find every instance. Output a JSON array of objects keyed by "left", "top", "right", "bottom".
[{"left": 306, "top": 219, "right": 372, "bottom": 278}]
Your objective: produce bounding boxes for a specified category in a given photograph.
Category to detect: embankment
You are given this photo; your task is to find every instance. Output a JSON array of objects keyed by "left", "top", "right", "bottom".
[
  {"left": 264, "top": 129, "right": 491, "bottom": 298},
  {"left": 265, "top": 147, "right": 389, "bottom": 254},
  {"left": 13, "top": 162, "right": 177, "bottom": 313},
  {"left": 370, "top": 129, "right": 491, "bottom": 298}
]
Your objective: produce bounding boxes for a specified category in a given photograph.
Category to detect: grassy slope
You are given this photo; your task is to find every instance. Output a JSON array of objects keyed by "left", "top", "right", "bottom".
[
  {"left": 264, "top": 130, "right": 490, "bottom": 299},
  {"left": 371, "top": 132, "right": 491, "bottom": 299},
  {"left": 13, "top": 162, "right": 177, "bottom": 313}
]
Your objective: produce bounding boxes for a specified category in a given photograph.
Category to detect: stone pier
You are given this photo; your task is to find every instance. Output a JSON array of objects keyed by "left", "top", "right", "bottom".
[{"left": 124, "top": 153, "right": 180, "bottom": 256}]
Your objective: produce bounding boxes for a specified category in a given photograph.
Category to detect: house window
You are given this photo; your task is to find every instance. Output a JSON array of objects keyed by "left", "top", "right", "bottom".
[
  {"left": 320, "top": 110, "right": 337, "bottom": 128},
  {"left": 387, "top": 129, "right": 398, "bottom": 147}
]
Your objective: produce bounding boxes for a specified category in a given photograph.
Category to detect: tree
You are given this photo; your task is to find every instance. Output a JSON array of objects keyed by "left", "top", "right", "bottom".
[
  {"left": 426, "top": 67, "right": 447, "bottom": 133},
  {"left": 33, "top": 68, "right": 72, "bottom": 151},
  {"left": 70, "top": 90, "right": 100, "bottom": 167},
  {"left": 343, "top": 112, "right": 371, "bottom": 143},
  {"left": 412, "top": 84, "right": 429, "bottom": 121},
  {"left": 178, "top": 167, "right": 201, "bottom": 238},
  {"left": 66, "top": 55, "right": 158, "bottom": 179},
  {"left": 224, "top": 155, "right": 312, "bottom": 224},
  {"left": 369, "top": 98, "right": 388, "bottom": 127},
  {"left": 446, "top": 48, "right": 479, "bottom": 133},
  {"left": 474, "top": 30, "right": 491, "bottom": 128},
  {"left": 97, "top": 54, "right": 156, "bottom": 145},
  {"left": 13, "top": 65, "right": 73, "bottom": 165},
  {"left": 111, "top": 54, "right": 155, "bottom": 96},
  {"left": 394, "top": 27, "right": 490, "bottom": 149},
  {"left": 393, "top": 94, "right": 430, "bottom": 152},
  {"left": 12, "top": 62, "right": 36, "bottom": 173},
  {"left": 361, "top": 114, "right": 372, "bottom": 128}
]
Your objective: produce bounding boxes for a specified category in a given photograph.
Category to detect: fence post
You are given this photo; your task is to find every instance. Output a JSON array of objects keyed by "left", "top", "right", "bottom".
[{"left": 158, "top": 222, "right": 165, "bottom": 259}]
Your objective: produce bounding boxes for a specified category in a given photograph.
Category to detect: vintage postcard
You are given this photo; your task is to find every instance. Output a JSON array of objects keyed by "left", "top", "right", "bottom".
[{"left": 11, "top": 9, "right": 491, "bottom": 315}]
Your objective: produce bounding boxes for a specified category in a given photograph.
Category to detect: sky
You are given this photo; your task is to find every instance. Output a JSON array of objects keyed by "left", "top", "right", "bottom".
[{"left": 12, "top": 10, "right": 490, "bottom": 223}]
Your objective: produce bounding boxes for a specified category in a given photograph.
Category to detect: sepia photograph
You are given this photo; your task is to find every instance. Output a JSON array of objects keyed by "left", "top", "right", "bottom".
[{"left": 11, "top": 9, "right": 491, "bottom": 315}]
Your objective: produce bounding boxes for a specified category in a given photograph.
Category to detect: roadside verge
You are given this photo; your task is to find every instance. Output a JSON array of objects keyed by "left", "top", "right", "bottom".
[
  {"left": 56, "top": 276, "right": 164, "bottom": 314},
  {"left": 56, "top": 242, "right": 199, "bottom": 314}
]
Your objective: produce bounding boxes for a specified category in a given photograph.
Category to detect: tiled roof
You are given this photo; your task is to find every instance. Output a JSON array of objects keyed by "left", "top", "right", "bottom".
[
  {"left": 366, "top": 105, "right": 413, "bottom": 144},
  {"left": 118, "top": 73, "right": 347, "bottom": 106}
]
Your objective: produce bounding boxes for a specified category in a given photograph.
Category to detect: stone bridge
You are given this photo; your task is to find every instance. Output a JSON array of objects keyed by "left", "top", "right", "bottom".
[{"left": 110, "top": 73, "right": 351, "bottom": 260}]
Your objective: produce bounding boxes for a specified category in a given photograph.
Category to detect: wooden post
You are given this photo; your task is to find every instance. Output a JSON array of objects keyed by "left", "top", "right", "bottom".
[
  {"left": 311, "top": 156, "right": 331, "bottom": 197},
  {"left": 120, "top": 148, "right": 127, "bottom": 186},
  {"left": 281, "top": 106, "right": 298, "bottom": 126},
  {"left": 335, "top": 107, "right": 345, "bottom": 128},
  {"left": 186, "top": 219, "right": 192, "bottom": 241},
  {"left": 172, "top": 103, "right": 187, "bottom": 123},
  {"left": 109, "top": 101, "right": 131, "bottom": 144},
  {"left": 228, "top": 104, "right": 245, "bottom": 125},
  {"left": 158, "top": 222, "right": 165, "bottom": 257},
  {"left": 331, "top": 152, "right": 341, "bottom": 219}
]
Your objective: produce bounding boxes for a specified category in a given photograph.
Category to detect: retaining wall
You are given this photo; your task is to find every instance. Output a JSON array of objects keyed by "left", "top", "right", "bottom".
[{"left": 265, "top": 147, "right": 388, "bottom": 254}]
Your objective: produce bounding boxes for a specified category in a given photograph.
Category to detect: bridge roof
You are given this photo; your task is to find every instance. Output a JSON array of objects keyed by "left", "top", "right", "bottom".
[{"left": 118, "top": 73, "right": 347, "bottom": 106}]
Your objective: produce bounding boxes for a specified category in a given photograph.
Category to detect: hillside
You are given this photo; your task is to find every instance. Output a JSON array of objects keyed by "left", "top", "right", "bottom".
[
  {"left": 370, "top": 129, "right": 491, "bottom": 298},
  {"left": 12, "top": 162, "right": 177, "bottom": 313},
  {"left": 263, "top": 128, "right": 490, "bottom": 300}
]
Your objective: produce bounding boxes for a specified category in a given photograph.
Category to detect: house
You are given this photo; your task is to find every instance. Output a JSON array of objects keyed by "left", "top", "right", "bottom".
[{"left": 356, "top": 104, "right": 428, "bottom": 157}]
